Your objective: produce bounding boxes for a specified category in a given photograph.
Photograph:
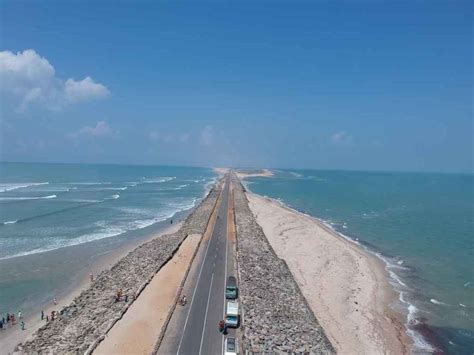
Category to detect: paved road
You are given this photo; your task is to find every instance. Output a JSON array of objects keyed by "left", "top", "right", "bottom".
[{"left": 159, "top": 174, "right": 235, "bottom": 355}]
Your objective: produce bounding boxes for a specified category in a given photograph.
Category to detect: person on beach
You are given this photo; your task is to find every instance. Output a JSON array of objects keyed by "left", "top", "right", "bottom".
[
  {"left": 0, "top": 319, "right": 3, "bottom": 329},
  {"left": 21, "top": 321, "right": 25, "bottom": 330},
  {"left": 115, "top": 288, "right": 122, "bottom": 302},
  {"left": 53, "top": 297, "right": 57, "bottom": 305},
  {"left": 41, "top": 310, "right": 44, "bottom": 320},
  {"left": 18, "top": 311, "right": 22, "bottom": 320},
  {"left": 46, "top": 315, "right": 49, "bottom": 322}
]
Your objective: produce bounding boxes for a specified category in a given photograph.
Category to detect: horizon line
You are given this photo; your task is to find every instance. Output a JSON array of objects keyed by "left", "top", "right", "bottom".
[{"left": 1, "top": 160, "right": 472, "bottom": 176}]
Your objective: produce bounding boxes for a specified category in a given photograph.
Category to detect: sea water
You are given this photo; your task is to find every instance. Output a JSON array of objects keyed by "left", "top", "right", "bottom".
[
  {"left": 0, "top": 162, "right": 216, "bottom": 317},
  {"left": 246, "top": 170, "right": 473, "bottom": 354}
]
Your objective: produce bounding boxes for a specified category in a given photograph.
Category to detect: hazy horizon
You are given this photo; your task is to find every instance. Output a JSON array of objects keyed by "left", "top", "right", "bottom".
[{"left": 1, "top": 159, "right": 472, "bottom": 176}]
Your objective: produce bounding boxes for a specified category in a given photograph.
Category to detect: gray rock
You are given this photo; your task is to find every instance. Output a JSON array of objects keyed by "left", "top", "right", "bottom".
[
  {"left": 18, "top": 181, "right": 223, "bottom": 354},
  {"left": 233, "top": 179, "right": 334, "bottom": 354}
]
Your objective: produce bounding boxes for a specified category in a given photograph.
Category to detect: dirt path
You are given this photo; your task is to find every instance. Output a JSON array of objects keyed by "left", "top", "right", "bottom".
[{"left": 94, "top": 233, "right": 202, "bottom": 355}]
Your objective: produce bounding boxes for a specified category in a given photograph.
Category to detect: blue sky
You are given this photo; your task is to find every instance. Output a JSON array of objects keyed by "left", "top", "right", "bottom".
[{"left": 1, "top": 1, "right": 472, "bottom": 172}]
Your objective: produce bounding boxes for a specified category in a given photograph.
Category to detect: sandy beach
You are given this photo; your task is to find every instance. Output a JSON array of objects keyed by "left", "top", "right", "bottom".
[
  {"left": 246, "top": 191, "right": 411, "bottom": 354},
  {"left": 94, "top": 233, "right": 201, "bottom": 354},
  {"left": 0, "top": 222, "right": 182, "bottom": 354},
  {"left": 214, "top": 167, "right": 274, "bottom": 179}
]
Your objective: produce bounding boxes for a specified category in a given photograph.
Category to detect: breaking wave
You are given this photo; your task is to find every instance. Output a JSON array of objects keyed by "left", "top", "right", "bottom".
[
  {"left": 0, "top": 194, "right": 57, "bottom": 201},
  {"left": 0, "top": 182, "right": 49, "bottom": 192},
  {"left": 0, "top": 196, "right": 198, "bottom": 260},
  {"left": 142, "top": 177, "right": 176, "bottom": 183}
]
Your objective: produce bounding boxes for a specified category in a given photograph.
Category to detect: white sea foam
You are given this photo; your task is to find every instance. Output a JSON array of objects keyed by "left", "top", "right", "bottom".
[
  {"left": 0, "top": 195, "right": 199, "bottom": 260},
  {"left": 362, "top": 211, "right": 380, "bottom": 219},
  {"left": 289, "top": 171, "right": 303, "bottom": 178},
  {"left": 2, "top": 220, "right": 18, "bottom": 225},
  {"left": 108, "top": 194, "right": 120, "bottom": 200},
  {"left": 160, "top": 184, "right": 190, "bottom": 191},
  {"left": 63, "top": 199, "right": 102, "bottom": 203},
  {"left": 460, "top": 303, "right": 467, "bottom": 308},
  {"left": 142, "top": 177, "right": 176, "bottom": 183},
  {"left": 0, "top": 194, "right": 57, "bottom": 201},
  {"left": 91, "top": 186, "right": 128, "bottom": 191},
  {"left": 430, "top": 298, "right": 449, "bottom": 306},
  {"left": 186, "top": 178, "right": 205, "bottom": 183},
  {"left": 0, "top": 182, "right": 49, "bottom": 192},
  {"left": 244, "top": 185, "right": 439, "bottom": 354},
  {"left": 64, "top": 182, "right": 111, "bottom": 185}
]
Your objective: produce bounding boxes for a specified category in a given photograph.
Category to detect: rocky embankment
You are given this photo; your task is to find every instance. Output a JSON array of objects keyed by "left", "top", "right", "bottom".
[
  {"left": 18, "top": 182, "right": 222, "bottom": 354},
  {"left": 233, "top": 179, "right": 334, "bottom": 354}
]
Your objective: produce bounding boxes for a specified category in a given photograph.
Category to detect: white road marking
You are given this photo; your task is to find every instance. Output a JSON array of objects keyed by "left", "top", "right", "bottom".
[
  {"left": 199, "top": 272, "right": 215, "bottom": 355},
  {"left": 176, "top": 207, "right": 218, "bottom": 355},
  {"left": 222, "top": 182, "right": 230, "bottom": 355}
]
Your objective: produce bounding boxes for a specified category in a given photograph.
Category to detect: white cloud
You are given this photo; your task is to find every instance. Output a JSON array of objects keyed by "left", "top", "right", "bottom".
[
  {"left": 178, "top": 133, "right": 191, "bottom": 143},
  {"left": 199, "top": 125, "right": 214, "bottom": 146},
  {"left": 149, "top": 131, "right": 190, "bottom": 144},
  {"left": 0, "top": 49, "right": 110, "bottom": 111},
  {"left": 149, "top": 131, "right": 161, "bottom": 141},
  {"left": 64, "top": 77, "right": 109, "bottom": 103},
  {"left": 69, "top": 121, "right": 118, "bottom": 138},
  {"left": 330, "top": 131, "right": 353, "bottom": 145}
]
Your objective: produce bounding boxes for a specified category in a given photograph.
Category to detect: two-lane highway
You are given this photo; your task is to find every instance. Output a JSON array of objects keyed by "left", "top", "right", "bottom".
[{"left": 159, "top": 174, "right": 235, "bottom": 355}]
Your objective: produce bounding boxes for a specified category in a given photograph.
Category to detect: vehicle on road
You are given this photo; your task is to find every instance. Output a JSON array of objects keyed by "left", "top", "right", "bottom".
[
  {"left": 225, "top": 276, "right": 238, "bottom": 299},
  {"left": 224, "top": 337, "right": 238, "bottom": 355},
  {"left": 225, "top": 301, "right": 239, "bottom": 328}
]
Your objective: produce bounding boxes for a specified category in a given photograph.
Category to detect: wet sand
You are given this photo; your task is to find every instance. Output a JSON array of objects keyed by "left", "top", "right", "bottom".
[
  {"left": 0, "top": 222, "right": 182, "bottom": 355},
  {"left": 246, "top": 192, "right": 411, "bottom": 354}
]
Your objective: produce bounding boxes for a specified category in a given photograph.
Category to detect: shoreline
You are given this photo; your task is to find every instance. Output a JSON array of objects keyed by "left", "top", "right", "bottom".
[
  {"left": 16, "top": 181, "right": 222, "bottom": 353},
  {"left": 232, "top": 176, "right": 334, "bottom": 352},
  {"left": 0, "top": 221, "right": 183, "bottom": 354},
  {"left": 1, "top": 178, "right": 217, "bottom": 354},
  {"left": 214, "top": 167, "right": 274, "bottom": 179},
  {"left": 245, "top": 190, "right": 412, "bottom": 354}
]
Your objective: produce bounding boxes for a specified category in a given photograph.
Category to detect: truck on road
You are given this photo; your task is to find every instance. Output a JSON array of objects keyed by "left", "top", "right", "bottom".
[{"left": 225, "top": 301, "right": 239, "bottom": 328}]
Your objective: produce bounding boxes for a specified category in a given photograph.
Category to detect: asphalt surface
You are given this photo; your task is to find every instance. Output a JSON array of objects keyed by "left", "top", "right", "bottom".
[{"left": 159, "top": 175, "right": 236, "bottom": 355}]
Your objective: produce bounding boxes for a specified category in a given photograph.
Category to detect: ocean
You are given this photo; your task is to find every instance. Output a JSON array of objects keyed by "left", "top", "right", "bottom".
[
  {"left": 245, "top": 169, "right": 474, "bottom": 354},
  {"left": 0, "top": 162, "right": 216, "bottom": 318}
]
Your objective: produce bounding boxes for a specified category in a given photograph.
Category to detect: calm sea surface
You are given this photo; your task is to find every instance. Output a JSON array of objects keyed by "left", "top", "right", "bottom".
[
  {"left": 246, "top": 170, "right": 473, "bottom": 354},
  {"left": 0, "top": 162, "right": 216, "bottom": 317}
]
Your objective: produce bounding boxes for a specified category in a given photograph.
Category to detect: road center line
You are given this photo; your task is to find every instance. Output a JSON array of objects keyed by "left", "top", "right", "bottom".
[
  {"left": 199, "top": 272, "right": 215, "bottom": 355},
  {"left": 176, "top": 192, "right": 221, "bottom": 355},
  {"left": 222, "top": 182, "right": 230, "bottom": 355}
]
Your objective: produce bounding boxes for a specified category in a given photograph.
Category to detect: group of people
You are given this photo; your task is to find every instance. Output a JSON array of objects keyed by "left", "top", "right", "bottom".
[
  {"left": 0, "top": 311, "right": 25, "bottom": 331},
  {"left": 115, "top": 288, "right": 128, "bottom": 303},
  {"left": 41, "top": 309, "right": 59, "bottom": 323}
]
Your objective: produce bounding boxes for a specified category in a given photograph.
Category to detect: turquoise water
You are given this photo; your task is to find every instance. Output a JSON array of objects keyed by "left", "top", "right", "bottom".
[
  {"left": 0, "top": 162, "right": 216, "bottom": 317},
  {"left": 246, "top": 170, "right": 473, "bottom": 354}
]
